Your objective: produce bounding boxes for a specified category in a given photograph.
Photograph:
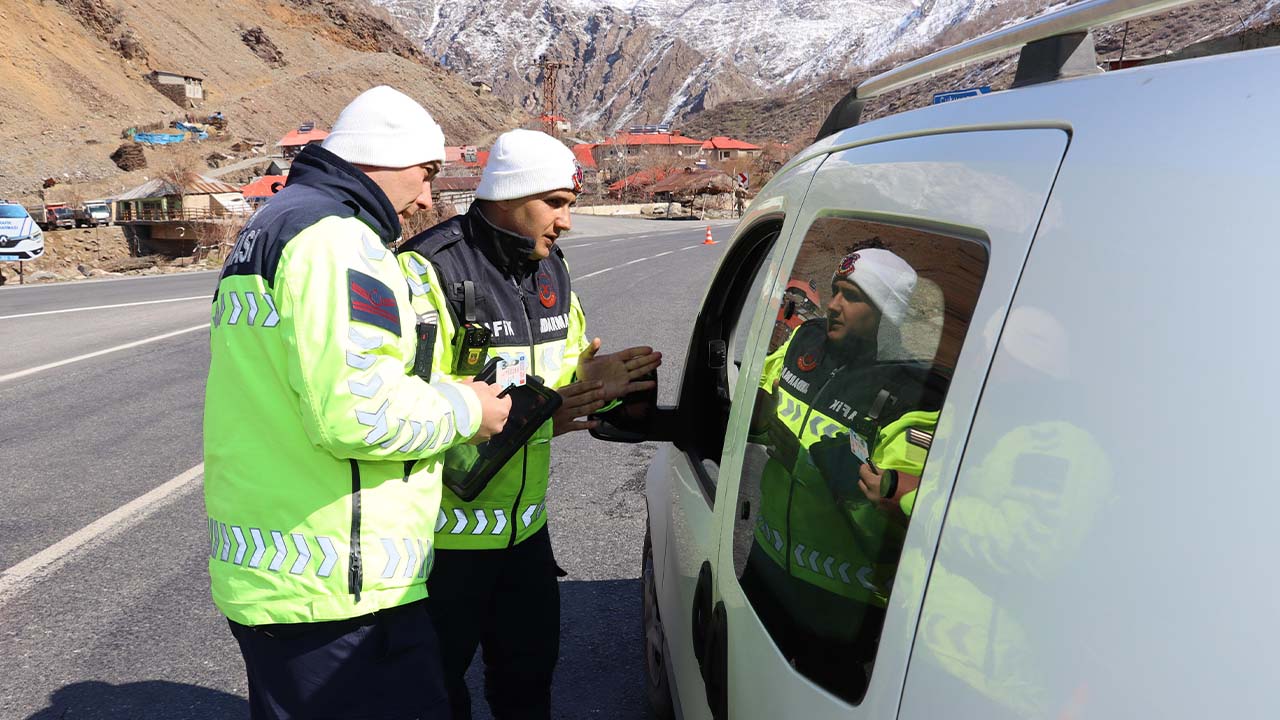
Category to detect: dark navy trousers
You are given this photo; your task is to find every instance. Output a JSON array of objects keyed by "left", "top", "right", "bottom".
[
  {"left": 229, "top": 598, "right": 450, "bottom": 719},
  {"left": 426, "top": 526, "right": 561, "bottom": 720}
]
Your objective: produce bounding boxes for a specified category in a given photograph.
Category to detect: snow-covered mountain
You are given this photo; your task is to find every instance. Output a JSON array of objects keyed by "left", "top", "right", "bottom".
[{"left": 372, "top": 0, "right": 1044, "bottom": 133}]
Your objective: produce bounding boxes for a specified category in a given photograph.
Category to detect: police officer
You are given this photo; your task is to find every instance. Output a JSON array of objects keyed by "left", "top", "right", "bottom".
[
  {"left": 741, "top": 243, "right": 936, "bottom": 702},
  {"left": 204, "top": 86, "right": 510, "bottom": 720},
  {"left": 398, "top": 129, "right": 662, "bottom": 719}
]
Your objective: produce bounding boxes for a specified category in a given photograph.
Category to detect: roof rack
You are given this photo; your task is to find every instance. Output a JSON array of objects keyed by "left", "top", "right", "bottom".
[{"left": 815, "top": 0, "right": 1201, "bottom": 142}]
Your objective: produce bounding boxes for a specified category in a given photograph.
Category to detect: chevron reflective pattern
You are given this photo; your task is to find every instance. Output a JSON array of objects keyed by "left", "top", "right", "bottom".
[
  {"left": 214, "top": 290, "right": 280, "bottom": 328},
  {"left": 435, "top": 506, "right": 526, "bottom": 536},
  {"left": 755, "top": 516, "right": 859, "bottom": 587},
  {"left": 208, "top": 517, "right": 433, "bottom": 582}
]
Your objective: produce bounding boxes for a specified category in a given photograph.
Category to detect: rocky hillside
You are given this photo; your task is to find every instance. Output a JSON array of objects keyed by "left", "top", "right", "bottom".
[
  {"left": 372, "top": 0, "right": 1077, "bottom": 133},
  {"left": 0, "top": 0, "right": 527, "bottom": 201},
  {"left": 373, "top": 0, "right": 761, "bottom": 134},
  {"left": 683, "top": 0, "right": 1280, "bottom": 147}
]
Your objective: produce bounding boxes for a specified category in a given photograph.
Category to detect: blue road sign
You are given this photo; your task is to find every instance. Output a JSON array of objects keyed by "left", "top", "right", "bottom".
[{"left": 933, "top": 86, "right": 992, "bottom": 104}]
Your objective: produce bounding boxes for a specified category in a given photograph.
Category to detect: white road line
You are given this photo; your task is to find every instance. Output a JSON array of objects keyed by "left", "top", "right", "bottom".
[
  {"left": 0, "top": 463, "right": 204, "bottom": 604},
  {"left": 0, "top": 295, "right": 208, "bottom": 320},
  {"left": 0, "top": 323, "right": 210, "bottom": 384},
  {"left": 608, "top": 237, "right": 628, "bottom": 243},
  {"left": 577, "top": 266, "right": 616, "bottom": 280},
  {"left": 575, "top": 238, "right": 722, "bottom": 281}
]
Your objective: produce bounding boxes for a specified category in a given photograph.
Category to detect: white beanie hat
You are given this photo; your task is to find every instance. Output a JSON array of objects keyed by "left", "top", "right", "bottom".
[
  {"left": 476, "top": 129, "right": 581, "bottom": 201},
  {"left": 321, "top": 86, "right": 445, "bottom": 168},
  {"left": 832, "top": 248, "right": 917, "bottom": 326}
]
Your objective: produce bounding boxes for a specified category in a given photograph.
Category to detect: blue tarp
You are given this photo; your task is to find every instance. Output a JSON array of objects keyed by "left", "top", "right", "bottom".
[
  {"left": 132, "top": 129, "right": 207, "bottom": 145},
  {"left": 133, "top": 132, "right": 185, "bottom": 145}
]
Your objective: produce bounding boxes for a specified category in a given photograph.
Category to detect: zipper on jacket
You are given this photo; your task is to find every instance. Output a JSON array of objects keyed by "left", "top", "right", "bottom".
[
  {"left": 507, "top": 276, "right": 537, "bottom": 547},
  {"left": 348, "top": 459, "right": 363, "bottom": 602},
  {"left": 784, "top": 366, "right": 842, "bottom": 574}
]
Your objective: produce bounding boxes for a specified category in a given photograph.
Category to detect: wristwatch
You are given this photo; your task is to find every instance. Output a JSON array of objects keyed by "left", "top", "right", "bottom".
[{"left": 879, "top": 468, "right": 899, "bottom": 500}]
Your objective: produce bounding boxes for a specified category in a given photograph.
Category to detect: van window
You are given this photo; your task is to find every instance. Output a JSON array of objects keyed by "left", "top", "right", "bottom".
[
  {"left": 678, "top": 221, "right": 781, "bottom": 500},
  {"left": 730, "top": 215, "right": 988, "bottom": 704}
]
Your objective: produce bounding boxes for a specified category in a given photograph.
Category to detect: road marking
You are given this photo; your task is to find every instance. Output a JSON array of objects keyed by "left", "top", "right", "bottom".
[
  {"left": 653, "top": 251, "right": 673, "bottom": 258},
  {"left": 623, "top": 258, "right": 646, "bottom": 266},
  {"left": 577, "top": 266, "right": 615, "bottom": 280},
  {"left": 0, "top": 463, "right": 204, "bottom": 604},
  {"left": 680, "top": 245, "right": 703, "bottom": 251},
  {"left": 0, "top": 295, "right": 208, "bottom": 320},
  {"left": 0, "top": 323, "right": 210, "bottom": 384}
]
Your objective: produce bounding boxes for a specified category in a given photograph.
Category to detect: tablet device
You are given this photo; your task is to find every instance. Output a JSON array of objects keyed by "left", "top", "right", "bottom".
[{"left": 441, "top": 357, "right": 563, "bottom": 502}]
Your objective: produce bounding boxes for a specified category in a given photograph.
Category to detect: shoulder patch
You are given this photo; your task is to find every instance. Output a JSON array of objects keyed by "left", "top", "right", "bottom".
[
  {"left": 907, "top": 427, "right": 933, "bottom": 450},
  {"left": 348, "top": 269, "right": 401, "bottom": 336}
]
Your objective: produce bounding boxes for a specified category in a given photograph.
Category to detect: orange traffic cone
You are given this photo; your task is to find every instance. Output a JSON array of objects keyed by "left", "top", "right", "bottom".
[{"left": 702, "top": 225, "right": 716, "bottom": 245}]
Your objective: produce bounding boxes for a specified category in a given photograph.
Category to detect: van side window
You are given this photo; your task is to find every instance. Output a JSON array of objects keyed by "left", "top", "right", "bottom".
[
  {"left": 678, "top": 222, "right": 781, "bottom": 500},
  {"left": 730, "top": 216, "right": 988, "bottom": 704}
]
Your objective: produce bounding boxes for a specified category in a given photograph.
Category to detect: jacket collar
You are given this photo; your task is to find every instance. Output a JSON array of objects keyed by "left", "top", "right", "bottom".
[
  {"left": 465, "top": 205, "right": 540, "bottom": 278},
  {"left": 285, "top": 145, "right": 402, "bottom": 245}
]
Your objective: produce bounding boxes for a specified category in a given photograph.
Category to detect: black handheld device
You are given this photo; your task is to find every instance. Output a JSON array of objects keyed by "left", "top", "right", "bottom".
[{"left": 441, "top": 357, "right": 563, "bottom": 502}]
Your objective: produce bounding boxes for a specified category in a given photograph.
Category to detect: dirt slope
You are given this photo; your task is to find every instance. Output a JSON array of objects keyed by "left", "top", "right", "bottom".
[{"left": 0, "top": 0, "right": 526, "bottom": 201}]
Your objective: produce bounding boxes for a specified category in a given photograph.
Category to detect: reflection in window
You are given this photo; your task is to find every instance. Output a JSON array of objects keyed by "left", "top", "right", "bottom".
[{"left": 732, "top": 217, "right": 988, "bottom": 704}]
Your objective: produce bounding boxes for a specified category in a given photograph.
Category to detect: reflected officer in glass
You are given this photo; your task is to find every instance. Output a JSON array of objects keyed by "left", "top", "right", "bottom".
[{"left": 741, "top": 241, "right": 941, "bottom": 702}]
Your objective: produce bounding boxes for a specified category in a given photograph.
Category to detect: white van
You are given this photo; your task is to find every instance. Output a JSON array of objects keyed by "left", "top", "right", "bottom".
[{"left": 590, "top": 1, "right": 1280, "bottom": 718}]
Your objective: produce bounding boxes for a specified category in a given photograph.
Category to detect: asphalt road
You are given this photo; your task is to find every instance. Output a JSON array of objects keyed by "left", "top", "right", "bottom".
[{"left": 0, "top": 214, "right": 733, "bottom": 719}]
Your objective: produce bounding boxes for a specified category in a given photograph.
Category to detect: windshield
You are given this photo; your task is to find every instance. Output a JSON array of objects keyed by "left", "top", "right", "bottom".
[
  {"left": 53, "top": 208, "right": 74, "bottom": 218},
  {"left": 0, "top": 204, "right": 28, "bottom": 219},
  {"left": 88, "top": 204, "right": 109, "bottom": 213}
]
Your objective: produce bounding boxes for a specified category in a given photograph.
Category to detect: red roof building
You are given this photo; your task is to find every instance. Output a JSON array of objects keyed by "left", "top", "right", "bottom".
[
  {"left": 241, "top": 175, "right": 289, "bottom": 205},
  {"left": 276, "top": 125, "right": 329, "bottom": 159},
  {"left": 592, "top": 132, "right": 704, "bottom": 167},
  {"left": 444, "top": 146, "right": 489, "bottom": 169},
  {"left": 701, "top": 136, "right": 763, "bottom": 161},
  {"left": 572, "top": 143, "right": 597, "bottom": 169}
]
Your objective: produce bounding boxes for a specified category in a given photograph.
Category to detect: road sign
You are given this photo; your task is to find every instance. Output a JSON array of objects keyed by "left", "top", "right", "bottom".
[
  {"left": 932, "top": 86, "right": 992, "bottom": 104},
  {"left": 736, "top": 172, "right": 749, "bottom": 189}
]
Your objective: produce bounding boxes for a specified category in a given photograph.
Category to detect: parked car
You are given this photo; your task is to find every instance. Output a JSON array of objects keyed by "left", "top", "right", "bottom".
[
  {"left": 74, "top": 202, "right": 111, "bottom": 227},
  {"left": 0, "top": 202, "right": 44, "bottom": 261},
  {"left": 590, "top": 1, "right": 1280, "bottom": 718}
]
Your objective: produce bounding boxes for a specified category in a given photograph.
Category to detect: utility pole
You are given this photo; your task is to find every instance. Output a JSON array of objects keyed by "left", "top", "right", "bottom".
[{"left": 534, "top": 54, "right": 568, "bottom": 136}]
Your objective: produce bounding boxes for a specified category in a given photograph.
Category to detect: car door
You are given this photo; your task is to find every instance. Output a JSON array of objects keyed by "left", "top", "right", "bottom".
[
  {"left": 706, "top": 129, "right": 1071, "bottom": 718},
  {"left": 646, "top": 156, "right": 826, "bottom": 720}
]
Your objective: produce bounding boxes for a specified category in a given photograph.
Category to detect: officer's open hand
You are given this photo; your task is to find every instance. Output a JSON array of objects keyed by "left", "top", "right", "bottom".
[
  {"left": 460, "top": 379, "right": 512, "bottom": 444},
  {"left": 576, "top": 338, "right": 662, "bottom": 401},
  {"left": 552, "top": 380, "right": 606, "bottom": 436}
]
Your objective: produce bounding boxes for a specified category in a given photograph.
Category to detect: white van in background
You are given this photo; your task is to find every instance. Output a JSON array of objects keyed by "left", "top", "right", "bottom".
[{"left": 589, "top": 0, "right": 1280, "bottom": 717}]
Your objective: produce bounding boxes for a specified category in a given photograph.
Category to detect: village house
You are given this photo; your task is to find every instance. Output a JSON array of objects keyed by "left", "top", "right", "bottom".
[
  {"left": 240, "top": 175, "right": 289, "bottom": 208},
  {"left": 276, "top": 123, "right": 329, "bottom": 159},
  {"left": 701, "top": 136, "right": 763, "bottom": 162},
  {"left": 147, "top": 70, "right": 205, "bottom": 108},
  {"left": 443, "top": 146, "right": 489, "bottom": 173},
  {"left": 591, "top": 130, "right": 705, "bottom": 168},
  {"left": 433, "top": 176, "right": 481, "bottom": 214}
]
